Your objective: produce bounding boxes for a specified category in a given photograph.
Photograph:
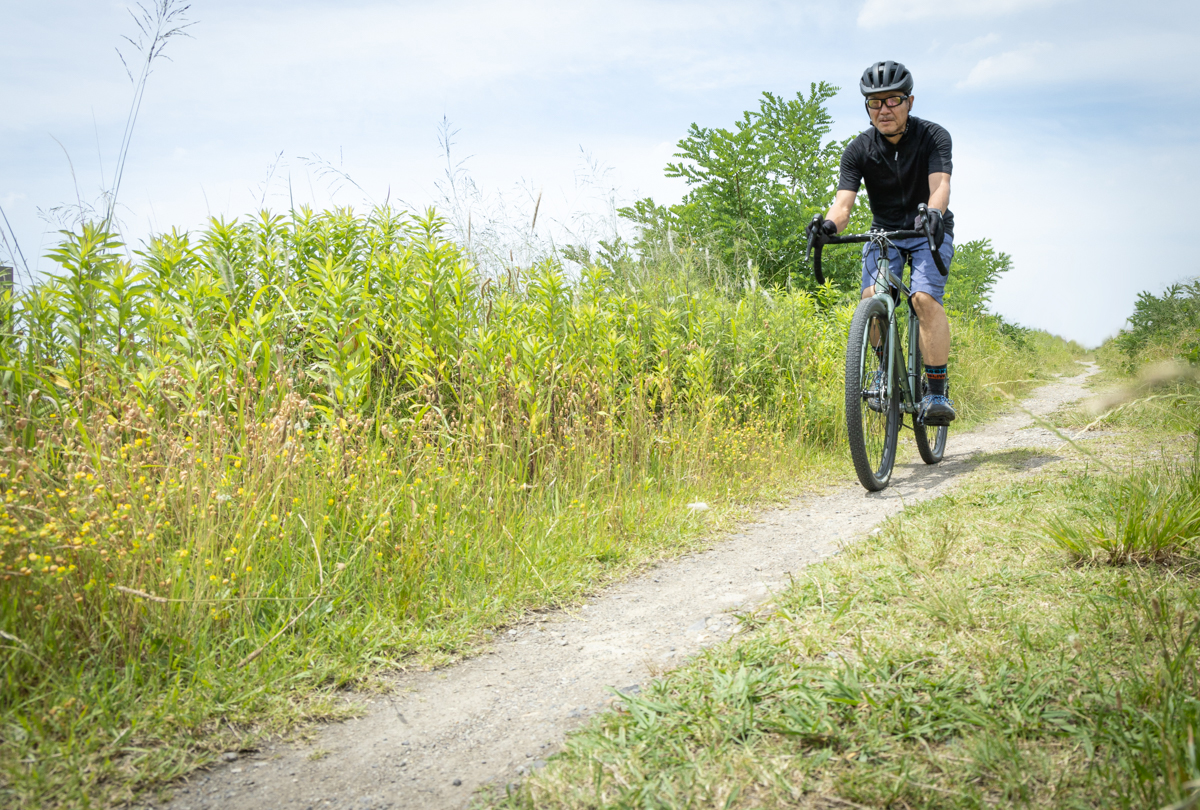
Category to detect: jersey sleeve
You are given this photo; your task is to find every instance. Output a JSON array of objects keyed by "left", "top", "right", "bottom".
[
  {"left": 837, "top": 137, "right": 865, "bottom": 192},
  {"left": 928, "top": 124, "right": 953, "bottom": 175}
]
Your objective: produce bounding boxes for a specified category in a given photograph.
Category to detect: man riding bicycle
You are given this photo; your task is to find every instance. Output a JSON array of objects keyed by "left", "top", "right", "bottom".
[{"left": 807, "top": 60, "right": 956, "bottom": 426}]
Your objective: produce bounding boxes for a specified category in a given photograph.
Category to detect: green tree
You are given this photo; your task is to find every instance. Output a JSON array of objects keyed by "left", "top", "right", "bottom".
[
  {"left": 621, "top": 83, "right": 869, "bottom": 290},
  {"left": 943, "top": 238, "right": 1011, "bottom": 318}
]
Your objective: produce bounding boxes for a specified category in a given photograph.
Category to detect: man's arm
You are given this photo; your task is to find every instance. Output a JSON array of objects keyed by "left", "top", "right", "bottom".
[
  {"left": 928, "top": 172, "right": 950, "bottom": 213},
  {"left": 825, "top": 189, "right": 858, "bottom": 233}
]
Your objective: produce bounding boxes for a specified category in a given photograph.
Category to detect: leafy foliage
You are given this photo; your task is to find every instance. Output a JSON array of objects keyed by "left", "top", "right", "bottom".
[
  {"left": 620, "top": 84, "right": 871, "bottom": 290},
  {"left": 1115, "top": 279, "right": 1200, "bottom": 365},
  {"left": 943, "top": 238, "right": 1010, "bottom": 319},
  {"left": 0, "top": 207, "right": 862, "bottom": 806}
]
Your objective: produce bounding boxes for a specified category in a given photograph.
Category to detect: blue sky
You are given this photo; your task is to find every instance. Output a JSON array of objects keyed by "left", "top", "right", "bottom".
[{"left": 3, "top": 0, "right": 1198, "bottom": 346}]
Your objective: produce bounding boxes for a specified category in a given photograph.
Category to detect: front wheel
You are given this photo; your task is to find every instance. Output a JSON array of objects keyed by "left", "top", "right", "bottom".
[
  {"left": 912, "top": 346, "right": 948, "bottom": 464},
  {"left": 845, "top": 297, "right": 900, "bottom": 491}
]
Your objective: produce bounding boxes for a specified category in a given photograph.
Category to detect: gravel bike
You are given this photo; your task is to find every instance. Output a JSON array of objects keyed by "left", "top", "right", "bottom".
[{"left": 806, "top": 203, "right": 950, "bottom": 492}]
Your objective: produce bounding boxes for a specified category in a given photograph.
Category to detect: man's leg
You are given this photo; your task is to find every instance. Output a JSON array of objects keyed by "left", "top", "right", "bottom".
[
  {"left": 911, "top": 292, "right": 949, "bottom": 366},
  {"left": 907, "top": 237, "right": 955, "bottom": 424}
]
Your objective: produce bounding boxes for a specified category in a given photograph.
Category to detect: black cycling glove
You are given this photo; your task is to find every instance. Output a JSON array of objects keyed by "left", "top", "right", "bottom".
[
  {"left": 806, "top": 217, "right": 839, "bottom": 241},
  {"left": 925, "top": 208, "right": 945, "bottom": 249}
]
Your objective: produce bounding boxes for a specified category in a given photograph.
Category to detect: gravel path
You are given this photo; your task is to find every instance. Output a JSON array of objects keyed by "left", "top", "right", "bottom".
[{"left": 162, "top": 364, "right": 1098, "bottom": 810}]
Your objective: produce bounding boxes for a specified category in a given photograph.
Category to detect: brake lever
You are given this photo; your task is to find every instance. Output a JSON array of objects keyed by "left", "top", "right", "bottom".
[{"left": 916, "top": 202, "right": 948, "bottom": 276}]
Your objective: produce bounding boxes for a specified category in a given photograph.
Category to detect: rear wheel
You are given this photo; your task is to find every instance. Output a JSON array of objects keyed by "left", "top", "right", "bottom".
[
  {"left": 845, "top": 297, "right": 900, "bottom": 491},
  {"left": 912, "top": 344, "right": 948, "bottom": 464}
]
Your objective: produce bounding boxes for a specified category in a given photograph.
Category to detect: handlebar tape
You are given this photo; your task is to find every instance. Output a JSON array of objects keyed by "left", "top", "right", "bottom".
[
  {"left": 931, "top": 242, "right": 948, "bottom": 276},
  {"left": 917, "top": 203, "right": 948, "bottom": 277}
]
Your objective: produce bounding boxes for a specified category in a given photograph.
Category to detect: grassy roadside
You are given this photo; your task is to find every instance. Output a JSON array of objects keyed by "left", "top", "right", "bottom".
[
  {"left": 497, "top": 376, "right": 1200, "bottom": 808},
  {"left": 0, "top": 210, "right": 1082, "bottom": 808}
]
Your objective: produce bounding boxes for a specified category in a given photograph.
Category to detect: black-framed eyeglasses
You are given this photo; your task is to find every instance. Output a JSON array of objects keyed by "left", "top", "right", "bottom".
[{"left": 865, "top": 95, "right": 908, "bottom": 110}]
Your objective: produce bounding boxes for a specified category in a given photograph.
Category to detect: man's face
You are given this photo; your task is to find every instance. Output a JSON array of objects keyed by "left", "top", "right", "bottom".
[{"left": 867, "top": 92, "right": 912, "bottom": 136}]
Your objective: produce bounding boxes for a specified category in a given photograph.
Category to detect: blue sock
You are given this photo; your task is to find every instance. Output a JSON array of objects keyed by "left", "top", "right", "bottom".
[{"left": 925, "top": 364, "right": 947, "bottom": 396}]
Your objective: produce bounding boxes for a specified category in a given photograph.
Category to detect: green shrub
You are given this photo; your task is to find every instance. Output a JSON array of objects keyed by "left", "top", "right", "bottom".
[{"left": 1113, "top": 279, "right": 1200, "bottom": 368}]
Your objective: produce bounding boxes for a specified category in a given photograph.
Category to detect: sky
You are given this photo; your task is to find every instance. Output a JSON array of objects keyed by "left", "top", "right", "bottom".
[{"left": 3, "top": 0, "right": 1199, "bottom": 346}]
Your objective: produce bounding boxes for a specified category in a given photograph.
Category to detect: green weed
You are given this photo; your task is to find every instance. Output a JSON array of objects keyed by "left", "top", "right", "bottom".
[{"left": 0, "top": 207, "right": 1068, "bottom": 807}]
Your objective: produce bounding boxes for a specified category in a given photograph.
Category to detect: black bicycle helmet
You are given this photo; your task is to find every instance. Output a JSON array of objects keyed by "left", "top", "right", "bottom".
[{"left": 860, "top": 61, "right": 913, "bottom": 96}]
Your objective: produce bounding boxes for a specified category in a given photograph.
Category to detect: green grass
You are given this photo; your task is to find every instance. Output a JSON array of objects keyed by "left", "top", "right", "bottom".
[
  {"left": 0, "top": 208, "right": 1079, "bottom": 807},
  {"left": 497, "top": 432, "right": 1200, "bottom": 809},
  {"left": 1046, "top": 446, "right": 1200, "bottom": 565}
]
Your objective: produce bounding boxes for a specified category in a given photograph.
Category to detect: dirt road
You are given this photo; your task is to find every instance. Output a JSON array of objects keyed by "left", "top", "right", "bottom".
[{"left": 161, "top": 365, "right": 1097, "bottom": 810}]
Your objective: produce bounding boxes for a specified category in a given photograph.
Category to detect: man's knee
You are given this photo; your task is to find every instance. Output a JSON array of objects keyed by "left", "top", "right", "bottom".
[
  {"left": 911, "top": 291, "right": 943, "bottom": 317},
  {"left": 861, "top": 285, "right": 875, "bottom": 300}
]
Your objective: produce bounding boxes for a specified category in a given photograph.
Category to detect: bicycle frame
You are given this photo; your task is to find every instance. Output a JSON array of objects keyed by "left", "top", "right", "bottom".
[
  {"left": 866, "top": 239, "right": 922, "bottom": 415},
  {"left": 806, "top": 204, "right": 951, "bottom": 489},
  {"left": 806, "top": 204, "right": 948, "bottom": 419}
]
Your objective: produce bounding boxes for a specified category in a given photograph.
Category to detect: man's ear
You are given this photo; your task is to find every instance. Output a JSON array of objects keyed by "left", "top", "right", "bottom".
[{"left": 907, "top": 95, "right": 915, "bottom": 111}]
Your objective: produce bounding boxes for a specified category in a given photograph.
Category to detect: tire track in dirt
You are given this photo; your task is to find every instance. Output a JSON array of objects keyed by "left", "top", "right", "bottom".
[{"left": 161, "top": 364, "right": 1098, "bottom": 810}]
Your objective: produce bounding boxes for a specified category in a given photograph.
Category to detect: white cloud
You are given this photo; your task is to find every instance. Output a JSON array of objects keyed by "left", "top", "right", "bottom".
[
  {"left": 958, "top": 42, "right": 1052, "bottom": 88},
  {"left": 957, "top": 33, "right": 1200, "bottom": 89},
  {"left": 947, "top": 33, "right": 1002, "bottom": 55},
  {"left": 857, "top": 0, "right": 1064, "bottom": 28}
]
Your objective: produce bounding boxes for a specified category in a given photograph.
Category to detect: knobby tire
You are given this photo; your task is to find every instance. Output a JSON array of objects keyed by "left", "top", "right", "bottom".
[
  {"left": 912, "top": 340, "right": 948, "bottom": 464},
  {"left": 845, "top": 297, "right": 899, "bottom": 491}
]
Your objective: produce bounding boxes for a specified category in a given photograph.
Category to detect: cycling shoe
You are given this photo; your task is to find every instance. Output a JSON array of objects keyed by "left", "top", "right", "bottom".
[{"left": 918, "top": 394, "right": 956, "bottom": 426}]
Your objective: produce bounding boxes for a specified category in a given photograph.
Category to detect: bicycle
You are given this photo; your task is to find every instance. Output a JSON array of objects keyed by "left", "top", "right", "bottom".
[{"left": 806, "top": 203, "right": 950, "bottom": 492}]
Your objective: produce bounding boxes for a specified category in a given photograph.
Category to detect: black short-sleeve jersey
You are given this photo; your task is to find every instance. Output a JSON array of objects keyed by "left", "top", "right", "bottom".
[{"left": 837, "top": 116, "right": 955, "bottom": 236}]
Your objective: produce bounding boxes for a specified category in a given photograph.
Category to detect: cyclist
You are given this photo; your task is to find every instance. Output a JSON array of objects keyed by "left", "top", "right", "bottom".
[{"left": 807, "top": 60, "right": 956, "bottom": 426}]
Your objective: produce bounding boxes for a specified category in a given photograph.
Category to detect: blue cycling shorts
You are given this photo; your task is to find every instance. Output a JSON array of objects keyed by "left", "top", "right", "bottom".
[{"left": 861, "top": 235, "right": 954, "bottom": 304}]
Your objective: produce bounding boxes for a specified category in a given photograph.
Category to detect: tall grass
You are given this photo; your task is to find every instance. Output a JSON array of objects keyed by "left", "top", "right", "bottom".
[
  {"left": 0, "top": 206, "right": 1060, "bottom": 806},
  {"left": 1047, "top": 441, "right": 1200, "bottom": 564}
]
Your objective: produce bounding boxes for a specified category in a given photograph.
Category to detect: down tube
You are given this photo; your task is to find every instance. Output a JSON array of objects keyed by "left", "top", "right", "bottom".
[{"left": 877, "top": 293, "right": 898, "bottom": 407}]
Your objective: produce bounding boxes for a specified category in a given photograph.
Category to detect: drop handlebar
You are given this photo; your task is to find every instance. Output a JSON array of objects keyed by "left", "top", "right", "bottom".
[{"left": 805, "top": 202, "right": 948, "bottom": 286}]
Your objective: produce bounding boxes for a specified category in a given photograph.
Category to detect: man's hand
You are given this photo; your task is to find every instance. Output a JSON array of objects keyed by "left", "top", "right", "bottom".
[
  {"left": 923, "top": 208, "right": 945, "bottom": 248},
  {"left": 806, "top": 217, "right": 838, "bottom": 242}
]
